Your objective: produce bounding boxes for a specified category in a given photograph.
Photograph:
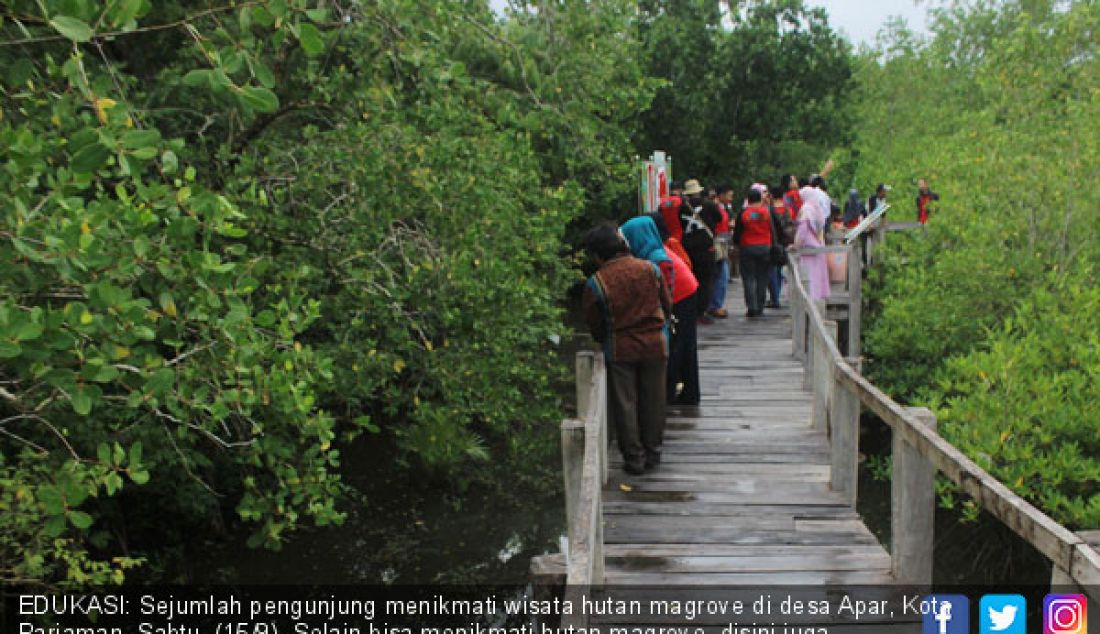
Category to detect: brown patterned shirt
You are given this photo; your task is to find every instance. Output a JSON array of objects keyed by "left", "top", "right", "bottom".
[{"left": 582, "top": 254, "right": 671, "bottom": 362}]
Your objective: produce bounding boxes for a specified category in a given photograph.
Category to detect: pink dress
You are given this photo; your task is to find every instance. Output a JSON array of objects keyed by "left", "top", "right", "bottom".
[{"left": 796, "top": 187, "right": 831, "bottom": 301}]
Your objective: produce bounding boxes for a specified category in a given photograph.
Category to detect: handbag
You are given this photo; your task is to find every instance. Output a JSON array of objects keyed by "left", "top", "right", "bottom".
[
  {"left": 767, "top": 206, "right": 788, "bottom": 266},
  {"left": 769, "top": 244, "right": 788, "bottom": 266}
]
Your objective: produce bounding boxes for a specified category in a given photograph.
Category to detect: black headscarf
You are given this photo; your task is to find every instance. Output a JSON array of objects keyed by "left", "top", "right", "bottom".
[{"left": 843, "top": 189, "right": 866, "bottom": 225}]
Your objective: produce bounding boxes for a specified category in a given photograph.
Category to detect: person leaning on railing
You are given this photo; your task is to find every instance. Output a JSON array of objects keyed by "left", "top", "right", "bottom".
[{"left": 581, "top": 224, "right": 673, "bottom": 475}]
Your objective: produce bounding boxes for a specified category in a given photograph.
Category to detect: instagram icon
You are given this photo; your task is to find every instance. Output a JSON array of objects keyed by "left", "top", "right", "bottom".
[{"left": 1045, "top": 594, "right": 1088, "bottom": 634}]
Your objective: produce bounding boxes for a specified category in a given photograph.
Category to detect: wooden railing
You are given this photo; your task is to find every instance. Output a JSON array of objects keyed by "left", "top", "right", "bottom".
[
  {"left": 559, "top": 350, "right": 608, "bottom": 624},
  {"left": 787, "top": 249, "right": 1100, "bottom": 593}
]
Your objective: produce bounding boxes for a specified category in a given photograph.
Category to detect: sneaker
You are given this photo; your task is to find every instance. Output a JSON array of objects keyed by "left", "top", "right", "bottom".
[
  {"left": 644, "top": 453, "right": 661, "bottom": 471},
  {"left": 709, "top": 308, "right": 729, "bottom": 319},
  {"left": 623, "top": 462, "right": 646, "bottom": 475}
]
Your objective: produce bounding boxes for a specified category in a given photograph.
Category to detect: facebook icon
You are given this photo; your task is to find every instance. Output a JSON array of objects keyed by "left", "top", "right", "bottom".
[{"left": 923, "top": 595, "right": 971, "bottom": 634}]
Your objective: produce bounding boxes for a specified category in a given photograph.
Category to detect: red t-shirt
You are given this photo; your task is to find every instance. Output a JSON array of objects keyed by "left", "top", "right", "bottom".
[
  {"left": 658, "top": 195, "right": 684, "bottom": 241},
  {"left": 716, "top": 202, "right": 731, "bottom": 234},
  {"left": 738, "top": 205, "right": 773, "bottom": 247},
  {"left": 784, "top": 189, "right": 803, "bottom": 218}
]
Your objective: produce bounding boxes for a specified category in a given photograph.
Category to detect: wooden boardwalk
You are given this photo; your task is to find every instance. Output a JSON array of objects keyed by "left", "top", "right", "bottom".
[{"left": 603, "top": 279, "right": 893, "bottom": 586}]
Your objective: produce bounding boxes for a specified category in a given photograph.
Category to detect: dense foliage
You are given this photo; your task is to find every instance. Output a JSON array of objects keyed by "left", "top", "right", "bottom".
[
  {"left": 635, "top": 0, "right": 854, "bottom": 185},
  {"left": 0, "top": 0, "right": 655, "bottom": 585},
  {"left": 854, "top": 0, "right": 1099, "bottom": 528}
]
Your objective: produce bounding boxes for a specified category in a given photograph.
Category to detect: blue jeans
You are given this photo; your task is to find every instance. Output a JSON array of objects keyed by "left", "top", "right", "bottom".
[
  {"left": 768, "top": 265, "right": 784, "bottom": 305},
  {"left": 709, "top": 259, "right": 730, "bottom": 312}
]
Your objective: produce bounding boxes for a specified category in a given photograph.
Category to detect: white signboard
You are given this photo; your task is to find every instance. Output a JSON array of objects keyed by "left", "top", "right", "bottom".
[{"left": 638, "top": 151, "right": 672, "bottom": 214}]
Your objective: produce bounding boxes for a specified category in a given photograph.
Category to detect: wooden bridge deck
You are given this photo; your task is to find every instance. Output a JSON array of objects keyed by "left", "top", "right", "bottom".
[{"left": 604, "top": 279, "right": 893, "bottom": 585}]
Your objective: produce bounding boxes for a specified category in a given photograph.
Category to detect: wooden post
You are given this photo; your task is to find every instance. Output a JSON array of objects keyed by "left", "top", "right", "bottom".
[
  {"left": 847, "top": 242, "right": 862, "bottom": 359},
  {"left": 892, "top": 407, "right": 937, "bottom": 586},
  {"left": 595, "top": 357, "right": 609, "bottom": 486},
  {"left": 592, "top": 483, "right": 605, "bottom": 584},
  {"left": 791, "top": 265, "right": 806, "bottom": 360},
  {"left": 1051, "top": 564, "right": 1076, "bottom": 588},
  {"left": 809, "top": 301, "right": 831, "bottom": 431},
  {"left": 829, "top": 378, "right": 860, "bottom": 507},
  {"left": 575, "top": 351, "right": 594, "bottom": 419},
  {"left": 802, "top": 313, "right": 815, "bottom": 392},
  {"left": 561, "top": 419, "right": 585, "bottom": 561},
  {"left": 812, "top": 313, "right": 836, "bottom": 432}
]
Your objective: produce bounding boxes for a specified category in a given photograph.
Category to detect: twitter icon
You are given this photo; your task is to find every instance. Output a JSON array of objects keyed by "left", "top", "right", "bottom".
[{"left": 981, "top": 595, "right": 1026, "bottom": 634}]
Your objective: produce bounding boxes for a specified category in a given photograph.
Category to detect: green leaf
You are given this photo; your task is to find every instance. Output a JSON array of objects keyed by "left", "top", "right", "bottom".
[
  {"left": 0, "top": 341, "right": 21, "bottom": 358},
  {"left": 130, "top": 147, "right": 157, "bottom": 160},
  {"left": 14, "top": 323, "right": 43, "bottom": 342},
  {"left": 71, "top": 143, "right": 111, "bottom": 173},
  {"left": 182, "top": 69, "right": 212, "bottom": 87},
  {"left": 161, "top": 150, "right": 178, "bottom": 174},
  {"left": 97, "top": 443, "right": 112, "bottom": 465},
  {"left": 128, "top": 469, "right": 150, "bottom": 485},
  {"left": 43, "top": 515, "right": 67, "bottom": 538},
  {"left": 145, "top": 367, "right": 175, "bottom": 394},
  {"left": 108, "top": 0, "right": 143, "bottom": 28},
  {"left": 39, "top": 486, "right": 65, "bottom": 515},
  {"left": 128, "top": 442, "right": 143, "bottom": 467},
  {"left": 252, "top": 61, "right": 275, "bottom": 88},
  {"left": 238, "top": 86, "right": 279, "bottom": 113},
  {"left": 49, "top": 16, "right": 94, "bottom": 42},
  {"left": 68, "top": 510, "right": 94, "bottom": 529},
  {"left": 121, "top": 129, "right": 161, "bottom": 149},
  {"left": 71, "top": 388, "right": 93, "bottom": 415},
  {"left": 298, "top": 23, "right": 324, "bottom": 56}
]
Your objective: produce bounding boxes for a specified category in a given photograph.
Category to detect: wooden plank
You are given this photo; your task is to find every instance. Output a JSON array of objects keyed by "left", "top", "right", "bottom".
[
  {"left": 604, "top": 514, "right": 795, "bottom": 532},
  {"left": 605, "top": 552, "right": 892, "bottom": 573},
  {"left": 632, "top": 453, "right": 829, "bottom": 464},
  {"left": 602, "top": 569, "right": 896, "bottom": 585},
  {"left": 603, "top": 489, "right": 848, "bottom": 507},
  {"left": 603, "top": 502, "right": 853, "bottom": 517},
  {"left": 604, "top": 543, "right": 889, "bottom": 557},
  {"left": 604, "top": 525, "right": 882, "bottom": 546}
]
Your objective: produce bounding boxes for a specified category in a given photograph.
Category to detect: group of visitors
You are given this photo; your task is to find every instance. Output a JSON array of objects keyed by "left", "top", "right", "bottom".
[{"left": 582, "top": 169, "right": 940, "bottom": 474}]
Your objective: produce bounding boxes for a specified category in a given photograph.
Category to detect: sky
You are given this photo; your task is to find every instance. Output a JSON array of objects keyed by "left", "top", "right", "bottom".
[
  {"left": 807, "top": 0, "right": 930, "bottom": 46},
  {"left": 486, "top": 1, "right": 932, "bottom": 47}
]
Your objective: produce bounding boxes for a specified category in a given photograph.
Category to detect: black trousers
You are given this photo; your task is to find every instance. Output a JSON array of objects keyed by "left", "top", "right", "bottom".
[
  {"left": 688, "top": 249, "right": 715, "bottom": 316},
  {"left": 607, "top": 358, "right": 666, "bottom": 468},
  {"left": 667, "top": 293, "right": 700, "bottom": 404},
  {"left": 739, "top": 245, "right": 771, "bottom": 316}
]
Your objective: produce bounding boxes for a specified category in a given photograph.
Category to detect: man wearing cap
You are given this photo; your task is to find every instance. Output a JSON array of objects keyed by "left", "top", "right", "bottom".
[
  {"left": 868, "top": 183, "right": 891, "bottom": 215},
  {"left": 680, "top": 179, "right": 720, "bottom": 324}
]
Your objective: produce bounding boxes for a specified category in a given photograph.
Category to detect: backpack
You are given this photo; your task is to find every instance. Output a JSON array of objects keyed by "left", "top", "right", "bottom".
[
  {"left": 773, "top": 205, "right": 796, "bottom": 246},
  {"left": 680, "top": 205, "right": 715, "bottom": 254}
]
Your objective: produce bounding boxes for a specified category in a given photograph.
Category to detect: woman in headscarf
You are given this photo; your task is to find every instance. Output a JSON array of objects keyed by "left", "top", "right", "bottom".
[
  {"left": 621, "top": 216, "right": 673, "bottom": 295},
  {"left": 843, "top": 188, "right": 867, "bottom": 229},
  {"left": 794, "top": 186, "right": 831, "bottom": 301},
  {"left": 634, "top": 214, "right": 701, "bottom": 406}
]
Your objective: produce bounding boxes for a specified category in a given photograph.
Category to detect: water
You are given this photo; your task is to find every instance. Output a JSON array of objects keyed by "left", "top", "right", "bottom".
[
  {"left": 178, "top": 329, "right": 591, "bottom": 586},
  {"left": 180, "top": 428, "right": 566, "bottom": 585}
]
